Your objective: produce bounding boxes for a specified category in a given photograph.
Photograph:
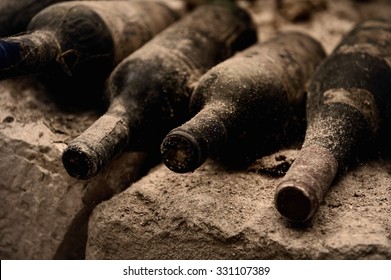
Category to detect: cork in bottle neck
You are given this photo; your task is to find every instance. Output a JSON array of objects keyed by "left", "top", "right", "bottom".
[{"left": 161, "top": 102, "right": 230, "bottom": 173}]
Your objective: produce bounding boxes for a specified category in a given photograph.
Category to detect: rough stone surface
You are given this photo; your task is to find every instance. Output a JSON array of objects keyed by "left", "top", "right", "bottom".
[
  {"left": 0, "top": 77, "right": 149, "bottom": 259},
  {"left": 86, "top": 157, "right": 391, "bottom": 260}
]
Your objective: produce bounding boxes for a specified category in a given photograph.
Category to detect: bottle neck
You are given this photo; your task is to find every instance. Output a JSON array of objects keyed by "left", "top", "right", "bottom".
[
  {"left": 305, "top": 100, "right": 376, "bottom": 165},
  {"left": 62, "top": 101, "right": 130, "bottom": 180},
  {"left": 275, "top": 144, "right": 338, "bottom": 222},
  {"left": 161, "top": 102, "right": 233, "bottom": 173},
  {"left": 0, "top": 30, "right": 60, "bottom": 78},
  {"left": 275, "top": 93, "right": 377, "bottom": 223}
]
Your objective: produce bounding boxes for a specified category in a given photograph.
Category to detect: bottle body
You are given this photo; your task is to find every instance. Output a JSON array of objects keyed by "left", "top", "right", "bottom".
[
  {"left": 0, "top": 0, "right": 65, "bottom": 37},
  {"left": 0, "top": 0, "right": 188, "bottom": 37},
  {"left": 275, "top": 19, "right": 391, "bottom": 223},
  {"left": 62, "top": 2, "right": 258, "bottom": 179},
  {"left": 161, "top": 32, "right": 326, "bottom": 173},
  {"left": 0, "top": 1, "right": 185, "bottom": 79}
]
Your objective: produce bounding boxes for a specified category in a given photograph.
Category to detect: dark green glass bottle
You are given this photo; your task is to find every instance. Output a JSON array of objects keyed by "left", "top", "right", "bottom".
[
  {"left": 62, "top": 2, "right": 257, "bottom": 180},
  {"left": 0, "top": 0, "right": 66, "bottom": 36},
  {"left": 160, "top": 32, "right": 326, "bottom": 173},
  {"left": 275, "top": 19, "right": 391, "bottom": 223},
  {"left": 0, "top": 1, "right": 185, "bottom": 83}
]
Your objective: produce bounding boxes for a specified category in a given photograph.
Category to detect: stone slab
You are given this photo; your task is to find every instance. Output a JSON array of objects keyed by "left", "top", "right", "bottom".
[
  {"left": 0, "top": 77, "right": 149, "bottom": 259},
  {"left": 86, "top": 158, "right": 391, "bottom": 259}
]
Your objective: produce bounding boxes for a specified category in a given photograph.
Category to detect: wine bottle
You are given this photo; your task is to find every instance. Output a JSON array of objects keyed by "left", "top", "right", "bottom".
[
  {"left": 160, "top": 32, "right": 326, "bottom": 173},
  {"left": 62, "top": 1, "right": 257, "bottom": 180},
  {"left": 274, "top": 19, "right": 391, "bottom": 223},
  {"left": 0, "top": 0, "right": 190, "bottom": 37},
  {"left": 0, "top": 0, "right": 66, "bottom": 37},
  {"left": 0, "top": 1, "right": 185, "bottom": 81}
]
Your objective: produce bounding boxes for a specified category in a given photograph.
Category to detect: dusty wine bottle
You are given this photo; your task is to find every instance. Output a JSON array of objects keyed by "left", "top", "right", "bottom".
[
  {"left": 274, "top": 19, "right": 391, "bottom": 223},
  {"left": 0, "top": 0, "right": 66, "bottom": 37},
  {"left": 0, "top": 0, "right": 187, "bottom": 37},
  {"left": 0, "top": 1, "right": 185, "bottom": 81},
  {"left": 160, "top": 32, "right": 326, "bottom": 173},
  {"left": 62, "top": 1, "right": 257, "bottom": 180}
]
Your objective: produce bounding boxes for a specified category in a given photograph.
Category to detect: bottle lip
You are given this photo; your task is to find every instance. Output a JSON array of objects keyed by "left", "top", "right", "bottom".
[
  {"left": 62, "top": 142, "right": 99, "bottom": 180},
  {"left": 274, "top": 180, "right": 317, "bottom": 223},
  {"left": 161, "top": 128, "right": 204, "bottom": 173},
  {"left": 273, "top": 144, "right": 339, "bottom": 223}
]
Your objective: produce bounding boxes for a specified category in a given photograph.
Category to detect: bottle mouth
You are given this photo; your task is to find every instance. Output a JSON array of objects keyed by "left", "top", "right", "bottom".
[
  {"left": 274, "top": 181, "right": 315, "bottom": 223},
  {"left": 160, "top": 129, "right": 203, "bottom": 173},
  {"left": 0, "top": 39, "right": 21, "bottom": 70},
  {"left": 62, "top": 143, "right": 98, "bottom": 180}
]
